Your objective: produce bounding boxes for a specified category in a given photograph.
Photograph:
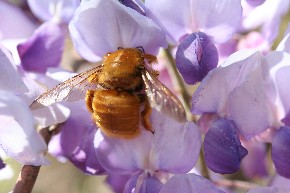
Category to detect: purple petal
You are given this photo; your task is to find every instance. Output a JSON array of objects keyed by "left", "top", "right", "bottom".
[
  {"left": 245, "top": 0, "right": 266, "bottom": 7},
  {"left": 107, "top": 174, "right": 131, "bottom": 193},
  {"left": 268, "top": 51, "right": 290, "bottom": 124},
  {"left": 247, "top": 187, "right": 290, "bottom": 193},
  {"left": 94, "top": 110, "right": 201, "bottom": 174},
  {"left": 243, "top": 0, "right": 289, "bottom": 47},
  {"left": 149, "top": 112, "right": 201, "bottom": 173},
  {"left": 49, "top": 101, "right": 104, "bottom": 175},
  {"left": 21, "top": 72, "right": 70, "bottom": 127},
  {"left": 120, "top": 0, "right": 145, "bottom": 15},
  {"left": 272, "top": 126, "right": 290, "bottom": 178},
  {"left": 0, "top": 158, "right": 5, "bottom": 170},
  {"left": 145, "top": 0, "right": 193, "bottom": 44},
  {"left": 0, "top": 1, "right": 36, "bottom": 39},
  {"left": 124, "top": 174, "right": 163, "bottom": 193},
  {"left": 27, "top": 0, "right": 80, "bottom": 23},
  {"left": 69, "top": 0, "right": 167, "bottom": 62},
  {"left": 176, "top": 32, "right": 218, "bottom": 84},
  {"left": 160, "top": 173, "right": 226, "bottom": 193},
  {"left": 18, "top": 22, "right": 65, "bottom": 73},
  {"left": 146, "top": 0, "right": 242, "bottom": 44},
  {"left": 192, "top": 0, "right": 242, "bottom": 44},
  {"left": 0, "top": 46, "right": 28, "bottom": 94},
  {"left": 227, "top": 71, "right": 274, "bottom": 139},
  {"left": 241, "top": 141, "right": 268, "bottom": 178},
  {"left": 204, "top": 118, "right": 248, "bottom": 174},
  {"left": 191, "top": 49, "right": 262, "bottom": 115},
  {"left": 0, "top": 90, "right": 48, "bottom": 165}
]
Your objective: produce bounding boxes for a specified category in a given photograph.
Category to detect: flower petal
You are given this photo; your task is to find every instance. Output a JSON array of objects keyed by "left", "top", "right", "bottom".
[
  {"left": 204, "top": 119, "right": 248, "bottom": 174},
  {"left": 145, "top": 0, "right": 193, "bottom": 44},
  {"left": 69, "top": 0, "right": 166, "bottom": 62},
  {"left": 146, "top": 0, "right": 242, "bottom": 44},
  {"left": 0, "top": 1, "right": 36, "bottom": 39},
  {"left": 0, "top": 46, "right": 28, "bottom": 94},
  {"left": 150, "top": 111, "right": 201, "bottom": 173},
  {"left": 27, "top": 0, "right": 80, "bottom": 23},
  {"left": 247, "top": 187, "right": 290, "bottom": 193},
  {"left": 121, "top": 0, "right": 145, "bottom": 15},
  {"left": 0, "top": 90, "right": 48, "bottom": 165},
  {"left": 268, "top": 51, "right": 290, "bottom": 125},
  {"left": 175, "top": 32, "right": 218, "bottom": 84},
  {"left": 0, "top": 158, "right": 5, "bottom": 170},
  {"left": 241, "top": 141, "right": 268, "bottom": 178},
  {"left": 124, "top": 174, "right": 163, "bottom": 193},
  {"left": 107, "top": 174, "right": 131, "bottom": 193},
  {"left": 160, "top": 173, "right": 226, "bottom": 193},
  {"left": 18, "top": 22, "right": 65, "bottom": 73},
  {"left": 191, "top": 49, "right": 261, "bottom": 115},
  {"left": 191, "top": 0, "right": 242, "bottom": 43},
  {"left": 272, "top": 126, "right": 290, "bottom": 178},
  {"left": 94, "top": 110, "right": 201, "bottom": 174},
  {"left": 49, "top": 101, "right": 104, "bottom": 175}
]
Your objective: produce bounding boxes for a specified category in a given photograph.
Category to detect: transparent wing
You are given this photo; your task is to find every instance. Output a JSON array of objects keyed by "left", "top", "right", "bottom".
[
  {"left": 30, "top": 65, "right": 103, "bottom": 110},
  {"left": 141, "top": 69, "right": 187, "bottom": 122}
]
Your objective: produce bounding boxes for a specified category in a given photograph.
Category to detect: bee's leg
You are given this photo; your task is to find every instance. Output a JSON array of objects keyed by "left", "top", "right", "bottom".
[
  {"left": 141, "top": 99, "right": 155, "bottom": 134},
  {"left": 85, "top": 90, "right": 95, "bottom": 113}
]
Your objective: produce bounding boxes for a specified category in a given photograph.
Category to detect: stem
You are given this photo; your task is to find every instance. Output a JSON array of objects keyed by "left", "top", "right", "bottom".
[
  {"left": 163, "top": 48, "right": 193, "bottom": 121},
  {"left": 199, "top": 144, "right": 210, "bottom": 179},
  {"left": 214, "top": 179, "right": 260, "bottom": 190},
  {"left": 13, "top": 127, "right": 53, "bottom": 193}
]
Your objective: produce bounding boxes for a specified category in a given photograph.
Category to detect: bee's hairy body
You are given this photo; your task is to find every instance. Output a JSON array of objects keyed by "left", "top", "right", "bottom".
[{"left": 86, "top": 48, "right": 154, "bottom": 138}]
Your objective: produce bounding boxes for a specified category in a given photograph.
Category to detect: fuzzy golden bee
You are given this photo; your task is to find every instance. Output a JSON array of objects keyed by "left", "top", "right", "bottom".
[{"left": 30, "top": 48, "right": 186, "bottom": 138}]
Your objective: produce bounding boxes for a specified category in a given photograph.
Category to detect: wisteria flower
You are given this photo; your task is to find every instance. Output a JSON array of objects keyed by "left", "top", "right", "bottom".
[
  {"left": 242, "top": 0, "right": 290, "bottom": 50},
  {"left": 191, "top": 26, "right": 290, "bottom": 177},
  {"left": 0, "top": 45, "right": 48, "bottom": 166},
  {"left": 145, "top": 0, "right": 242, "bottom": 84},
  {"left": 57, "top": 0, "right": 203, "bottom": 191},
  {"left": 17, "top": 0, "right": 80, "bottom": 73},
  {"left": 95, "top": 110, "right": 201, "bottom": 192}
]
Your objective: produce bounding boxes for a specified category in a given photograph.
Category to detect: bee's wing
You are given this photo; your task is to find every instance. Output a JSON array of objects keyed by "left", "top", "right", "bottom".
[
  {"left": 141, "top": 69, "right": 187, "bottom": 122},
  {"left": 30, "top": 65, "right": 103, "bottom": 110}
]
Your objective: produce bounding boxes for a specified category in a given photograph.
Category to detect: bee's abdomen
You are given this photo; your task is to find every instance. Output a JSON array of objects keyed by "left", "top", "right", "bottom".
[{"left": 86, "top": 89, "right": 140, "bottom": 138}]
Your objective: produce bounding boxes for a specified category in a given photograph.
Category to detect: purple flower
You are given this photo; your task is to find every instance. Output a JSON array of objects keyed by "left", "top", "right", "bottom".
[
  {"left": 17, "top": 22, "right": 66, "bottom": 73},
  {"left": 247, "top": 187, "right": 290, "bottom": 193},
  {"left": 204, "top": 118, "right": 248, "bottom": 174},
  {"left": 0, "top": 158, "right": 5, "bottom": 170},
  {"left": 69, "top": 0, "right": 166, "bottom": 62},
  {"left": 145, "top": 0, "right": 242, "bottom": 84},
  {"left": 159, "top": 174, "right": 226, "bottom": 193},
  {"left": 0, "top": 1, "right": 37, "bottom": 40},
  {"left": 272, "top": 126, "right": 290, "bottom": 178},
  {"left": 241, "top": 141, "right": 268, "bottom": 178},
  {"left": 242, "top": 0, "right": 290, "bottom": 49},
  {"left": 0, "top": 46, "right": 48, "bottom": 166},
  {"left": 17, "top": 0, "right": 80, "bottom": 73},
  {"left": 94, "top": 110, "right": 201, "bottom": 192}
]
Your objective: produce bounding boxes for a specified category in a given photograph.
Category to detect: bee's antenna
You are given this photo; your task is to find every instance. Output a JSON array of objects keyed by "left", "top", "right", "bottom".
[{"left": 136, "top": 46, "right": 145, "bottom": 53}]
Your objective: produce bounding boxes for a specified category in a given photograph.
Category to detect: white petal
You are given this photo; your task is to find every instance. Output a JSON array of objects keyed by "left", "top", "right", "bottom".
[
  {"left": 0, "top": 46, "right": 28, "bottom": 94},
  {"left": 0, "top": 91, "right": 48, "bottom": 165},
  {"left": 69, "top": 0, "right": 166, "bottom": 62}
]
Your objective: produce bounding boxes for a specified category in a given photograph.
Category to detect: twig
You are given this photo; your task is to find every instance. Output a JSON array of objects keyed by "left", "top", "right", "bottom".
[
  {"left": 214, "top": 179, "right": 260, "bottom": 190},
  {"left": 13, "top": 127, "right": 53, "bottom": 193}
]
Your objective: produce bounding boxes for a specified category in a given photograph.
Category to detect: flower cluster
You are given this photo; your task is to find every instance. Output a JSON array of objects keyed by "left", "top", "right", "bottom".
[{"left": 1, "top": 0, "right": 290, "bottom": 192}]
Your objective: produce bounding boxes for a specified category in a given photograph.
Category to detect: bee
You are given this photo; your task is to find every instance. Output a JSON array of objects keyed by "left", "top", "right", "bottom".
[{"left": 30, "top": 48, "right": 186, "bottom": 138}]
